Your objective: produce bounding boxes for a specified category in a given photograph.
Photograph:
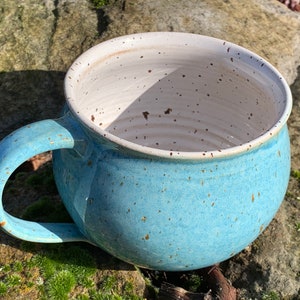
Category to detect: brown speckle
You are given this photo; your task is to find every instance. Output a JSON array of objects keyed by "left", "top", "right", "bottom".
[
  {"left": 141, "top": 216, "right": 147, "bottom": 222},
  {"left": 144, "top": 234, "right": 150, "bottom": 240},
  {"left": 164, "top": 108, "right": 172, "bottom": 114},
  {"left": 0, "top": 221, "right": 6, "bottom": 227},
  {"left": 148, "top": 69, "right": 152, "bottom": 73},
  {"left": 227, "top": 47, "right": 231, "bottom": 53},
  {"left": 252, "top": 194, "right": 255, "bottom": 202},
  {"left": 142, "top": 111, "right": 149, "bottom": 120},
  {"left": 91, "top": 115, "right": 95, "bottom": 122}
]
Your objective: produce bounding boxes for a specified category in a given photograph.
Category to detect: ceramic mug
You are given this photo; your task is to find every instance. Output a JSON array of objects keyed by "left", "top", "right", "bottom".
[{"left": 0, "top": 32, "right": 292, "bottom": 271}]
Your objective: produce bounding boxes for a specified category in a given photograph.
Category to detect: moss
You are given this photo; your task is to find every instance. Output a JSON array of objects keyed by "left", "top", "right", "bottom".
[
  {"left": 89, "top": 274, "right": 145, "bottom": 299},
  {"left": 46, "top": 270, "right": 76, "bottom": 300},
  {"left": 291, "top": 169, "right": 300, "bottom": 180},
  {"left": 21, "top": 196, "right": 72, "bottom": 223},
  {"left": 25, "top": 167, "right": 57, "bottom": 194},
  {"left": 185, "top": 273, "right": 202, "bottom": 293},
  {"left": 5, "top": 274, "right": 22, "bottom": 287},
  {"left": 27, "top": 244, "right": 146, "bottom": 299},
  {"left": 31, "top": 245, "right": 97, "bottom": 299},
  {"left": 90, "top": 0, "right": 110, "bottom": 9},
  {"left": 262, "top": 291, "right": 281, "bottom": 300},
  {"left": 12, "top": 261, "right": 23, "bottom": 272},
  {"left": 0, "top": 264, "right": 32, "bottom": 297},
  {"left": 0, "top": 282, "right": 8, "bottom": 296}
]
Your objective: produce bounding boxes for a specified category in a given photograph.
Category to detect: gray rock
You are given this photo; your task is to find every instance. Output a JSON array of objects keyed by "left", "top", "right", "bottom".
[
  {"left": 1, "top": 0, "right": 300, "bottom": 134},
  {"left": 102, "top": 0, "right": 300, "bottom": 84},
  {"left": 0, "top": 0, "right": 100, "bottom": 137}
]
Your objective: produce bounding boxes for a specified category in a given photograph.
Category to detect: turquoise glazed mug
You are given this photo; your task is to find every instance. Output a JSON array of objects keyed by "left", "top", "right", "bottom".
[{"left": 0, "top": 33, "right": 292, "bottom": 271}]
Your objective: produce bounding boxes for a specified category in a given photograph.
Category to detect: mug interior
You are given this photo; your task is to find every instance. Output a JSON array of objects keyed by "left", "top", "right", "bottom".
[{"left": 65, "top": 33, "right": 291, "bottom": 158}]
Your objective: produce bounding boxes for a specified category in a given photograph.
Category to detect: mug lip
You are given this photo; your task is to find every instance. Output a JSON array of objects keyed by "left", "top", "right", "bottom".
[{"left": 64, "top": 32, "right": 292, "bottom": 160}]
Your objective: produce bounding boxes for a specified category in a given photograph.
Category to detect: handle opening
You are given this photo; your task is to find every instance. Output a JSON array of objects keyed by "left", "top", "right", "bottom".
[{"left": 0, "top": 113, "right": 90, "bottom": 244}]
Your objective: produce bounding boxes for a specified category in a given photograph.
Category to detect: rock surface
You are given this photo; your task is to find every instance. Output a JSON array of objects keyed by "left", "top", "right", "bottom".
[
  {"left": 1, "top": 0, "right": 300, "bottom": 137},
  {"left": 102, "top": 0, "right": 300, "bottom": 84},
  {"left": 0, "top": 0, "right": 300, "bottom": 298}
]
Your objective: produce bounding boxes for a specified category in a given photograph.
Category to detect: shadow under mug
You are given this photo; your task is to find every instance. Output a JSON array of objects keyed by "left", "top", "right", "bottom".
[{"left": 0, "top": 32, "right": 292, "bottom": 271}]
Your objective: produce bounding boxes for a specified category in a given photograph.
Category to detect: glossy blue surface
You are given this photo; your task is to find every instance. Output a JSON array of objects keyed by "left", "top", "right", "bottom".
[
  {"left": 0, "top": 110, "right": 291, "bottom": 271},
  {"left": 0, "top": 117, "right": 88, "bottom": 243},
  {"left": 51, "top": 112, "right": 290, "bottom": 271}
]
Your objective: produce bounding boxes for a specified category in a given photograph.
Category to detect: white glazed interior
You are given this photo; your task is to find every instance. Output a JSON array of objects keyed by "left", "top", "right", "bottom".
[{"left": 65, "top": 32, "right": 292, "bottom": 159}]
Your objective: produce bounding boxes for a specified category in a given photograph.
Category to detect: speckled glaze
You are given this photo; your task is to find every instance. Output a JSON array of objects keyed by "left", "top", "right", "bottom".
[{"left": 0, "top": 33, "right": 292, "bottom": 271}]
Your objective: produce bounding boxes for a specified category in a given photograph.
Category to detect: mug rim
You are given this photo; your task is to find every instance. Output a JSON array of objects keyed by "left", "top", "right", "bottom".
[{"left": 64, "top": 32, "right": 292, "bottom": 160}]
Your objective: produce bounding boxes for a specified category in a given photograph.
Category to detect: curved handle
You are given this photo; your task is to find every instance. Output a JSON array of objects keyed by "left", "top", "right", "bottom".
[{"left": 0, "top": 113, "right": 89, "bottom": 243}]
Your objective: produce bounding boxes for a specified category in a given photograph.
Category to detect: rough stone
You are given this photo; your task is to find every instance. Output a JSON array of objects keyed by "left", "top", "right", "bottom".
[
  {"left": 102, "top": 0, "right": 300, "bottom": 84},
  {"left": 0, "top": 0, "right": 100, "bottom": 137},
  {"left": 223, "top": 72, "right": 300, "bottom": 299},
  {"left": 1, "top": 0, "right": 300, "bottom": 135}
]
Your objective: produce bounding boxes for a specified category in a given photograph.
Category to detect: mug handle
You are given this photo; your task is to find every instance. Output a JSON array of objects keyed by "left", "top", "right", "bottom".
[{"left": 0, "top": 113, "right": 89, "bottom": 243}]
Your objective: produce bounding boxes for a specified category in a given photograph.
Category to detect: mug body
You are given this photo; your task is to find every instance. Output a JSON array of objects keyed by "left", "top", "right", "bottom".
[
  {"left": 53, "top": 32, "right": 292, "bottom": 271},
  {"left": 53, "top": 126, "right": 290, "bottom": 270}
]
